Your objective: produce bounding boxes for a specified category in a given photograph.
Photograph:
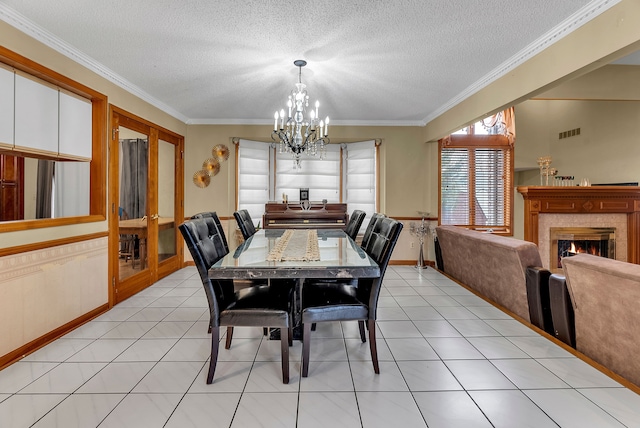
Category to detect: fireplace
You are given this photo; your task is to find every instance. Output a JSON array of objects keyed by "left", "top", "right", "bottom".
[
  {"left": 550, "top": 227, "right": 615, "bottom": 271},
  {"left": 517, "top": 186, "right": 640, "bottom": 270}
]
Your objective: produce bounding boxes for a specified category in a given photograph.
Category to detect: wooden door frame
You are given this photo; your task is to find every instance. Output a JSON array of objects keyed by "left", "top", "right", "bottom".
[{"left": 108, "top": 105, "right": 184, "bottom": 307}]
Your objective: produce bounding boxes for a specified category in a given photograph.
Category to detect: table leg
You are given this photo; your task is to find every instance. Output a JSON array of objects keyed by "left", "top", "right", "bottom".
[{"left": 268, "top": 278, "right": 304, "bottom": 341}]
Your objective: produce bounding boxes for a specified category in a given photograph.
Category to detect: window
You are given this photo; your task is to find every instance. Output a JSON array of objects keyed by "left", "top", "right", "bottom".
[
  {"left": 439, "top": 109, "right": 514, "bottom": 234},
  {"left": 236, "top": 139, "right": 378, "bottom": 228},
  {"left": 275, "top": 144, "right": 341, "bottom": 203}
]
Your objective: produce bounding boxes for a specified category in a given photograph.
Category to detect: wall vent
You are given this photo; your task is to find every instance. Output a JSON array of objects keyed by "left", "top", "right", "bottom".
[{"left": 558, "top": 128, "right": 581, "bottom": 139}]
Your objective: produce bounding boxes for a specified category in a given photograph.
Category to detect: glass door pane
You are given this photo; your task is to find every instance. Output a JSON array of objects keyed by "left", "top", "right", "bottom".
[
  {"left": 157, "top": 138, "right": 176, "bottom": 263},
  {"left": 118, "top": 126, "right": 149, "bottom": 281}
]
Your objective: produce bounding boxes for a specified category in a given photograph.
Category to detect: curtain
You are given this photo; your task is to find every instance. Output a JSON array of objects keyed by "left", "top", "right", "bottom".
[
  {"left": 54, "top": 161, "right": 90, "bottom": 218},
  {"left": 35, "top": 159, "right": 54, "bottom": 219},
  {"left": 119, "top": 138, "right": 148, "bottom": 219},
  {"left": 481, "top": 106, "right": 516, "bottom": 145}
]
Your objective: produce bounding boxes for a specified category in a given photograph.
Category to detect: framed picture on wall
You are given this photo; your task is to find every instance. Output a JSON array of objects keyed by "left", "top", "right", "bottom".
[{"left": 300, "top": 188, "right": 309, "bottom": 201}]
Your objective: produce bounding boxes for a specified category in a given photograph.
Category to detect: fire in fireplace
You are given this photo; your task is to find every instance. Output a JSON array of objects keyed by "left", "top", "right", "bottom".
[{"left": 550, "top": 227, "right": 615, "bottom": 271}]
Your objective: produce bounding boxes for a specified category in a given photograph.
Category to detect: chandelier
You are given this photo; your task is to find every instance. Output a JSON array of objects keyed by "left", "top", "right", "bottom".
[{"left": 272, "top": 60, "right": 330, "bottom": 169}]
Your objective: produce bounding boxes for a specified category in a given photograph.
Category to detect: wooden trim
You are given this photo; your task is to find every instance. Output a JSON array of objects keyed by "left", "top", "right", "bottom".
[
  {"left": 393, "top": 216, "right": 438, "bottom": 221},
  {"left": 0, "top": 214, "right": 106, "bottom": 233},
  {"left": 0, "top": 231, "right": 107, "bottom": 257},
  {"left": 390, "top": 260, "right": 435, "bottom": 267},
  {"left": 0, "top": 303, "right": 109, "bottom": 370},
  {"left": 442, "top": 134, "right": 510, "bottom": 148},
  {"left": 375, "top": 143, "right": 381, "bottom": 212},
  {"left": 0, "top": 46, "right": 108, "bottom": 232},
  {"left": 235, "top": 140, "right": 240, "bottom": 210},
  {"left": 109, "top": 106, "right": 185, "bottom": 306}
]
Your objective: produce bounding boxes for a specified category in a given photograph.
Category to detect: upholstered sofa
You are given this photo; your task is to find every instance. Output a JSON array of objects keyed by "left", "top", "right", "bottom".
[
  {"left": 436, "top": 225, "right": 545, "bottom": 323},
  {"left": 561, "top": 253, "right": 640, "bottom": 387}
]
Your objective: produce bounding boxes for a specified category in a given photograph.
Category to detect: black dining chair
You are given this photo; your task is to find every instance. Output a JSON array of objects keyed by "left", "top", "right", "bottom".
[
  {"left": 191, "top": 211, "right": 229, "bottom": 253},
  {"left": 345, "top": 209, "right": 366, "bottom": 241},
  {"left": 360, "top": 212, "right": 386, "bottom": 252},
  {"left": 233, "top": 209, "right": 257, "bottom": 240},
  {"left": 300, "top": 217, "right": 403, "bottom": 377},
  {"left": 193, "top": 211, "right": 281, "bottom": 337},
  {"left": 179, "top": 217, "right": 292, "bottom": 384}
]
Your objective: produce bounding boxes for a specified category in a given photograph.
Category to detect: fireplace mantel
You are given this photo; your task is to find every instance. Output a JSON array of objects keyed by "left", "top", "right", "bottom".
[{"left": 517, "top": 186, "right": 640, "bottom": 265}]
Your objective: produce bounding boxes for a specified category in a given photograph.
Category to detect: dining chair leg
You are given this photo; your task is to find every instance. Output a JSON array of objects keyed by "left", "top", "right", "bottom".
[
  {"left": 358, "top": 320, "right": 366, "bottom": 343},
  {"left": 288, "top": 323, "right": 293, "bottom": 347},
  {"left": 207, "top": 327, "right": 220, "bottom": 384},
  {"left": 302, "top": 323, "right": 312, "bottom": 377},
  {"left": 225, "top": 326, "right": 234, "bottom": 349},
  {"left": 263, "top": 327, "right": 268, "bottom": 336},
  {"left": 281, "top": 327, "right": 290, "bottom": 384},
  {"left": 368, "top": 320, "right": 380, "bottom": 374}
]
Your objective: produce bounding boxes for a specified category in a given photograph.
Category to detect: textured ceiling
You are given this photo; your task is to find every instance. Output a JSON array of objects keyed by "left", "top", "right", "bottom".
[{"left": 0, "top": 0, "right": 621, "bottom": 125}]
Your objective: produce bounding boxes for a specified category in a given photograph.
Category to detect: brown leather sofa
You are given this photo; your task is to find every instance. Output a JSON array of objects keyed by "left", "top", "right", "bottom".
[
  {"left": 561, "top": 253, "right": 640, "bottom": 387},
  {"left": 436, "top": 226, "right": 545, "bottom": 323}
]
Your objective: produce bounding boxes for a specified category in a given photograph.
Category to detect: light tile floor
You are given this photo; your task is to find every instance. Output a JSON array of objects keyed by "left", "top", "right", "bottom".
[{"left": 1, "top": 266, "right": 640, "bottom": 427}]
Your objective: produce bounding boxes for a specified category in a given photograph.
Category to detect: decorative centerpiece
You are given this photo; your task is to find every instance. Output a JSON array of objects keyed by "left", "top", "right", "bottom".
[
  {"left": 410, "top": 211, "right": 432, "bottom": 269},
  {"left": 536, "top": 156, "right": 556, "bottom": 186}
]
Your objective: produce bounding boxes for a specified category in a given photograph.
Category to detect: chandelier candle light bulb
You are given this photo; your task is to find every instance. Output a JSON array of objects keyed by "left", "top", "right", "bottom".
[{"left": 271, "top": 59, "right": 330, "bottom": 169}]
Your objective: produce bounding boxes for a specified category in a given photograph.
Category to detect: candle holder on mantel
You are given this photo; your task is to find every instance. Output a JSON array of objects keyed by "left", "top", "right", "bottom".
[{"left": 410, "top": 211, "right": 432, "bottom": 269}]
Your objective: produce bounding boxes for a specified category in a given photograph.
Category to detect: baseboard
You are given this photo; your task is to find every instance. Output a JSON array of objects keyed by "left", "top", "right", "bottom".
[
  {"left": 390, "top": 259, "right": 435, "bottom": 267},
  {"left": 0, "top": 303, "right": 110, "bottom": 370}
]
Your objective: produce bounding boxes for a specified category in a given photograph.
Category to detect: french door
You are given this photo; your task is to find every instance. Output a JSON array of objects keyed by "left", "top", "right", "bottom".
[{"left": 109, "top": 106, "right": 184, "bottom": 305}]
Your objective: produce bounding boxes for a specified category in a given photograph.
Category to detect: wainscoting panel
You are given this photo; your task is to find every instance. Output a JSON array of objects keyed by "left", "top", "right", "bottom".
[{"left": 0, "top": 237, "right": 108, "bottom": 358}]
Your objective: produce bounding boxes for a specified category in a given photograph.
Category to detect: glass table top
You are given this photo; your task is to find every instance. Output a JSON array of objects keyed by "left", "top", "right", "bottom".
[{"left": 209, "top": 229, "right": 380, "bottom": 280}]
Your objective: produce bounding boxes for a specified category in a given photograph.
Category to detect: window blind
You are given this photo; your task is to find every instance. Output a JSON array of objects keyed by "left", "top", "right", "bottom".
[
  {"left": 237, "top": 139, "right": 270, "bottom": 226},
  {"left": 275, "top": 144, "right": 340, "bottom": 202},
  {"left": 440, "top": 146, "right": 511, "bottom": 231},
  {"left": 343, "top": 140, "right": 377, "bottom": 232}
]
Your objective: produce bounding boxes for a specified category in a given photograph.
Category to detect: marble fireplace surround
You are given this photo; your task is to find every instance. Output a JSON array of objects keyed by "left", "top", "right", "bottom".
[{"left": 517, "top": 186, "right": 640, "bottom": 270}]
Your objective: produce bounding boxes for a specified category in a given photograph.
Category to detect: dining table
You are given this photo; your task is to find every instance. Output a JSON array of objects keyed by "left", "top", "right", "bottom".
[{"left": 208, "top": 228, "right": 381, "bottom": 333}]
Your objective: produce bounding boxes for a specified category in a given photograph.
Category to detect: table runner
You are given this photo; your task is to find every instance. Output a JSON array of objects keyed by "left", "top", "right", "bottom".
[{"left": 267, "top": 229, "right": 321, "bottom": 261}]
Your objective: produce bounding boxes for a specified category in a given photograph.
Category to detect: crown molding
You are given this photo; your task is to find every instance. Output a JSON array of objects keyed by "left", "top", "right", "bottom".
[
  {"left": 0, "top": 3, "right": 189, "bottom": 123},
  {"left": 422, "top": 0, "right": 621, "bottom": 125},
  {"left": 187, "top": 118, "right": 425, "bottom": 127}
]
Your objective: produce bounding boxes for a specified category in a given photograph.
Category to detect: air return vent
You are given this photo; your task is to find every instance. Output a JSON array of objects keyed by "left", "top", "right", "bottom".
[{"left": 559, "top": 128, "right": 580, "bottom": 139}]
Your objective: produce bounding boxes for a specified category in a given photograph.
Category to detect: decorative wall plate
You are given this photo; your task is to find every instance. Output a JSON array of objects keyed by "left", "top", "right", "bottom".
[
  {"left": 193, "top": 170, "right": 211, "bottom": 188},
  {"left": 203, "top": 158, "right": 221, "bottom": 176},
  {"left": 212, "top": 144, "right": 230, "bottom": 161}
]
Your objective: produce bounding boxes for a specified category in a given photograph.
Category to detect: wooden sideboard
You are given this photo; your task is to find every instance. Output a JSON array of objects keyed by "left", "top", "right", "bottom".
[{"left": 263, "top": 202, "right": 348, "bottom": 229}]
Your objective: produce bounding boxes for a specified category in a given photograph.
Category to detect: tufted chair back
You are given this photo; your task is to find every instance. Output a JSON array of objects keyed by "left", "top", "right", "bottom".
[
  {"left": 345, "top": 210, "right": 366, "bottom": 240},
  {"left": 233, "top": 209, "right": 257, "bottom": 240}
]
